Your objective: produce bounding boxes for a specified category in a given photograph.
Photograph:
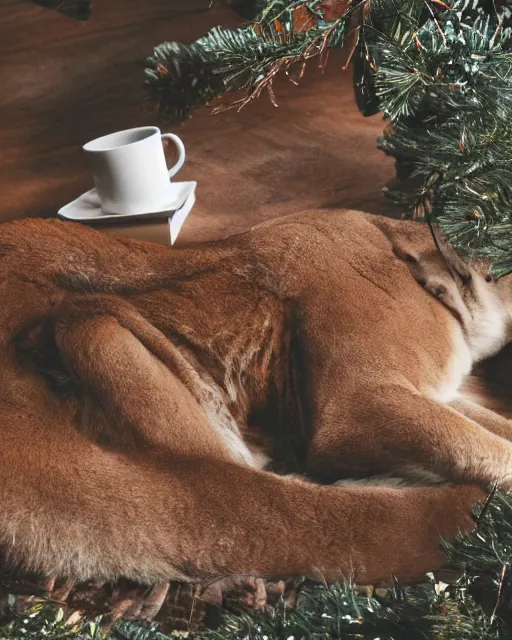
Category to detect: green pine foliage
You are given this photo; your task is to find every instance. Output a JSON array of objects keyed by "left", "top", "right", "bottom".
[
  {"left": 145, "top": 1, "right": 349, "bottom": 121},
  {"left": 145, "top": 0, "right": 512, "bottom": 277},
  {"left": 373, "top": 0, "right": 512, "bottom": 278}
]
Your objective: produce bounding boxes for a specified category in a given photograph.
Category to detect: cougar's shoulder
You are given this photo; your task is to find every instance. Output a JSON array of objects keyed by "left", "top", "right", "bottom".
[{"left": 249, "top": 211, "right": 508, "bottom": 403}]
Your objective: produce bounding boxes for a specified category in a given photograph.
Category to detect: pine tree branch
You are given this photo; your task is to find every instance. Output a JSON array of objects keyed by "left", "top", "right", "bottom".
[
  {"left": 145, "top": 1, "right": 359, "bottom": 122},
  {"left": 374, "top": 0, "right": 512, "bottom": 276}
]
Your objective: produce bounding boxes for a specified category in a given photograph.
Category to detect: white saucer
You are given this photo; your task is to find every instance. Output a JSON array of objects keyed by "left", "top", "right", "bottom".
[{"left": 57, "top": 181, "right": 197, "bottom": 244}]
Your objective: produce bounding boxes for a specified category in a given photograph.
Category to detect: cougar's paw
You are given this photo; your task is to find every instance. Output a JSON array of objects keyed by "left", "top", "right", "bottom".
[
  {"left": 201, "top": 576, "right": 268, "bottom": 614},
  {"left": 154, "top": 578, "right": 288, "bottom": 634},
  {"left": 498, "top": 476, "right": 512, "bottom": 492},
  {"left": 492, "top": 461, "right": 512, "bottom": 492},
  {"left": 200, "top": 575, "right": 301, "bottom": 615}
]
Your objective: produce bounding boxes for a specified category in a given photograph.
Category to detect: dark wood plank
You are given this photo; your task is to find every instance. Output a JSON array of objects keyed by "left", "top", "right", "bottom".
[
  {"left": 0, "top": 1, "right": 240, "bottom": 222},
  {"left": 0, "top": 0, "right": 211, "bottom": 54},
  {"left": 0, "top": 0, "right": 395, "bottom": 231}
]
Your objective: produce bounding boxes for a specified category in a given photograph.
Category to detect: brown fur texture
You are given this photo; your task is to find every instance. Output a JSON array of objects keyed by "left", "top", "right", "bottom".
[{"left": 0, "top": 209, "right": 511, "bottom": 589}]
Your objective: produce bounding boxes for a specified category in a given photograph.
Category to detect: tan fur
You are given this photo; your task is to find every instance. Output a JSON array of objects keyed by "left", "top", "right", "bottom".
[{"left": 0, "top": 209, "right": 511, "bottom": 588}]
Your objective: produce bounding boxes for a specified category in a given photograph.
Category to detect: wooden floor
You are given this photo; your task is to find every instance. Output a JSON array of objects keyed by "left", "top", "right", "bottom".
[
  {"left": 1, "top": 0, "right": 510, "bottom": 409},
  {"left": 0, "top": 0, "right": 232, "bottom": 230},
  {"left": 0, "top": 0, "right": 397, "bottom": 242}
]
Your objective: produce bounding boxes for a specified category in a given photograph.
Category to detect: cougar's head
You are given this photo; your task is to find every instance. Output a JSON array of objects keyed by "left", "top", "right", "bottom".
[
  {"left": 430, "top": 228, "right": 512, "bottom": 360},
  {"left": 461, "top": 263, "right": 512, "bottom": 362},
  {"left": 396, "top": 228, "right": 512, "bottom": 363},
  {"left": 493, "top": 270, "right": 512, "bottom": 336}
]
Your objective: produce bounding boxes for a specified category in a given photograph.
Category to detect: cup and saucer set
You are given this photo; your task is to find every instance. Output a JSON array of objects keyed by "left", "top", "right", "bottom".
[{"left": 58, "top": 126, "right": 196, "bottom": 245}]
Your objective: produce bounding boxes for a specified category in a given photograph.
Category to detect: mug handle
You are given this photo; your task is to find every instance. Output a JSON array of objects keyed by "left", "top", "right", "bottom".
[{"left": 161, "top": 133, "right": 186, "bottom": 178}]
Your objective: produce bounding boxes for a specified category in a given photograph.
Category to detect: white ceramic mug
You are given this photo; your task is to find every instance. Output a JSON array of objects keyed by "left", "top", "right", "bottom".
[{"left": 83, "top": 126, "right": 186, "bottom": 215}]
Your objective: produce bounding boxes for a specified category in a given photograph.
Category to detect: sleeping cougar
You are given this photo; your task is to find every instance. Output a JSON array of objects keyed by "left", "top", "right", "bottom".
[{"left": 0, "top": 209, "right": 510, "bottom": 590}]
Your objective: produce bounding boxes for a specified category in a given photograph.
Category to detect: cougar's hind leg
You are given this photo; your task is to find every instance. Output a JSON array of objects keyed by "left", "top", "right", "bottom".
[{"left": 0, "top": 441, "right": 485, "bottom": 586}]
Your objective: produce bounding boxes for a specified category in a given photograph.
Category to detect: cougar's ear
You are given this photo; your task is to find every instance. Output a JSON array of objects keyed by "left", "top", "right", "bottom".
[
  {"left": 393, "top": 246, "right": 420, "bottom": 265},
  {"left": 430, "top": 224, "right": 472, "bottom": 285}
]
